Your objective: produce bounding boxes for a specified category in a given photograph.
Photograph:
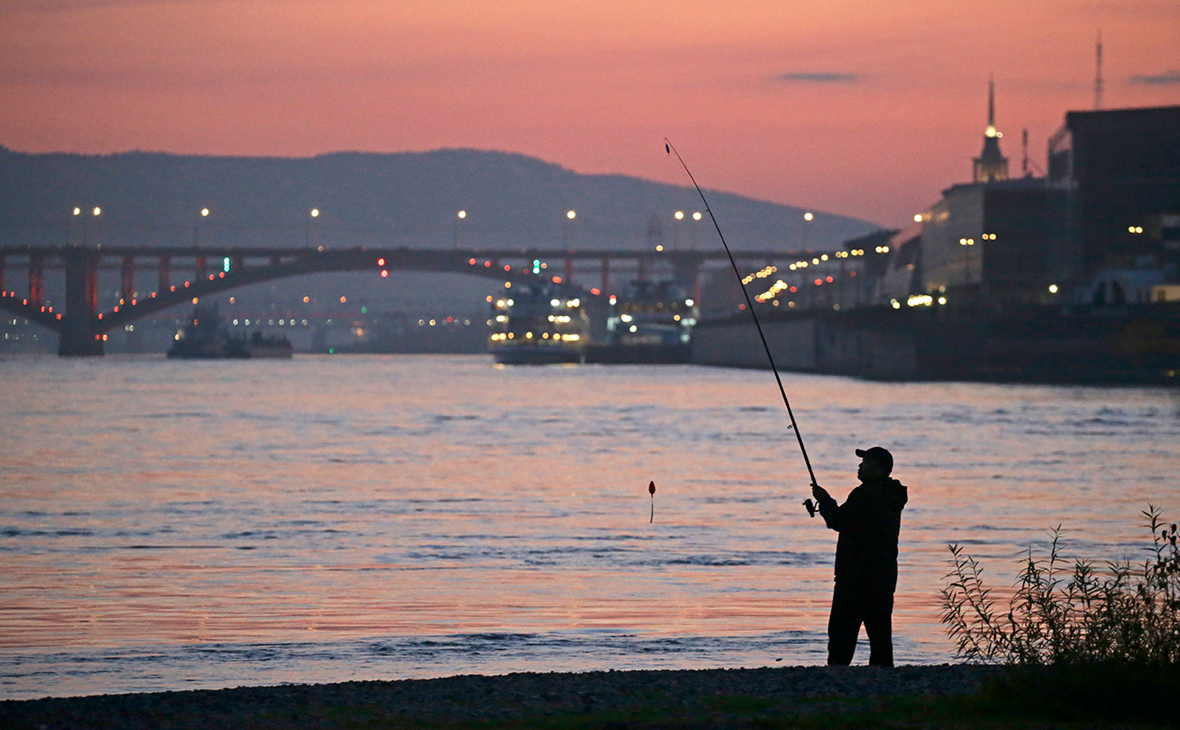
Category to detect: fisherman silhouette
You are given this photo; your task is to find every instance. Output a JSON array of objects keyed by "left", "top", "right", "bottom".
[{"left": 811, "top": 446, "right": 908, "bottom": 667}]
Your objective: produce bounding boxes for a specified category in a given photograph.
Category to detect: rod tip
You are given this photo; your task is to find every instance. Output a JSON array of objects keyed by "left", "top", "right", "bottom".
[{"left": 664, "top": 143, "right": 670, "bottom": 154}]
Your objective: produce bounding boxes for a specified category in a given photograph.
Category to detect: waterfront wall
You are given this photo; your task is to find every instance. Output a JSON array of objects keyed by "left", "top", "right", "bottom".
[
  {"left": 691, "top": 309, "right": 919, "bottom": 378},
  {"left": 691, "top": 305, "right": 1180, "bottom": 384}
]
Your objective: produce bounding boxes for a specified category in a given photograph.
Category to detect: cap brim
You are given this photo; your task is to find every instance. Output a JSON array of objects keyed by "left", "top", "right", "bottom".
[{"left": 855, "top": 448, "right": 868, "bottom": 457}]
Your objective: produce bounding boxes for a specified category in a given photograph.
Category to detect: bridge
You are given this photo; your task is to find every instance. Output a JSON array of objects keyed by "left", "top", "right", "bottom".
[{"left": 0, "top": 244, "right": 869, "bottom": 356}]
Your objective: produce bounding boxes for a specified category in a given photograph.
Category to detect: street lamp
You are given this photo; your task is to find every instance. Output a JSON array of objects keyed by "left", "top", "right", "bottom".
[
  {"left": 564, "top": 210, "right": 576, "bottom": 248},
  {"left": 75, "top": 206, "right": 101, "bottom": 246},
  {"left": 305, "top": 208, "right": 319, "bottom": 248},
  {"left": 194, "top": 207, "right": 209, "bottom": 247},
  {"left": 454, "top": 210, "right": 466, "bottom": 249}
]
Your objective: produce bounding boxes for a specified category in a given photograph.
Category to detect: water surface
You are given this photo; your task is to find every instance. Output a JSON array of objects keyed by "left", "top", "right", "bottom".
[{"left": 2, "top": 355, "right": 1177, "bottom": 698}]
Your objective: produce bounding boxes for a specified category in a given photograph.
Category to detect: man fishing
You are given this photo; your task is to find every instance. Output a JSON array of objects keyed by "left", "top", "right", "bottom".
[
  {"left": 663, "top": 143, "right": 907, "bottom": 665},
  {"left": 811, "top": 446, "right": 908, "bottom": 667}
]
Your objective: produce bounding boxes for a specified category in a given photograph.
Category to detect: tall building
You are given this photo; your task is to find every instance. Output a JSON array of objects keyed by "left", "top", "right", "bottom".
[
  {"left": 910, "top": 79, "right": 1046, "bottom": 306},
  {"left": 1046, "top": 105, "right": 1180, "bottom": 285},
  {"left": 973, "top": 77, "right": 1010, "bottom": 184}
]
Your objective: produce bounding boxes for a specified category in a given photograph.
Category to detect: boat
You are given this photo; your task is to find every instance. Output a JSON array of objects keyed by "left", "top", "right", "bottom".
[
  {"left": 584, "top": 280, "right": 697, "bottom": 364},
  {"left": 167, "top": 303, "right": 293, "bottom": 359},
  {"left": 487, "top": 281, "right": 592, "bottom": 364}
]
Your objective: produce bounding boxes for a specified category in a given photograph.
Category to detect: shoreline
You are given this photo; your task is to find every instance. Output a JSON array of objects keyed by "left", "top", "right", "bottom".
[{"left": 2, "top": 664, "right": 1005, "bottom": 729}]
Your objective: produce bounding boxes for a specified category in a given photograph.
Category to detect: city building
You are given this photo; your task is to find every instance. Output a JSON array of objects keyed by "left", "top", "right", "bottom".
[
  {"left": 1046, "top": 105, "right": 1180, "bottom": 287},
  {"left": 915, "top": 81, "right": 1050, "bottom": 306}
]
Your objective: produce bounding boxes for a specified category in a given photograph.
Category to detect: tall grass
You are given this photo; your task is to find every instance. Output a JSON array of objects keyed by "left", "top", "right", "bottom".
[
  {"left": 941, "top": 506, "right": 1179, "bottom": 666},
  {"left": 940, "top": 506, "right": 1179, "bottom": 724}
]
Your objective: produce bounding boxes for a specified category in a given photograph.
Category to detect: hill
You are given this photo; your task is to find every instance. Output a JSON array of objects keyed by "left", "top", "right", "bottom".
[{"left": 0, "top": 146, "right": 877, "bottom": 251}]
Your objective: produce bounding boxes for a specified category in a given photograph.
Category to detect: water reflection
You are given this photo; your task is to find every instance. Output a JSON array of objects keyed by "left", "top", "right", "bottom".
[{"left": 1, "top": 355, "right": 1177, "bottom": 697}]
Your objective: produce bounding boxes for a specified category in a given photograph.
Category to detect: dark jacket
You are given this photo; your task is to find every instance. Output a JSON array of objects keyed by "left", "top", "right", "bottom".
[{"left": 817, "top": 476, "right": 908, "bottom": 590}]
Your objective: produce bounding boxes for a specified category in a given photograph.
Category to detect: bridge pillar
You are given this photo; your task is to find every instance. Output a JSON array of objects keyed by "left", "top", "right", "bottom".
[
  {"left": 158, "top": 256, "right": 170, "bottom": 292},
  {"left": 601, "top": 257, "right": 610, "bottom": 294},
  {"left": 29, "top": 252, "right": 44, "bottom": 307},
  {"left": 672, "top": 255, "right": 702, "bottom": 302},
  {"left": 121, "top": 255, "right": 135, "bottom": 301},
  {"left": 59, "top": 248, "right": 103, "bottom": 356}
]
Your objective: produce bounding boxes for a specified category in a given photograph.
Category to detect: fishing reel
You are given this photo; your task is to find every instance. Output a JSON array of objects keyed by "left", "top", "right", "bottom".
[{"left": 803, "top": 498, "right": 817, "bottom": 518}]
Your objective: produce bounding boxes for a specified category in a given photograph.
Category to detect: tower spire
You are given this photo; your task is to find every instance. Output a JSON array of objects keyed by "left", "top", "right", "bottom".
[
  {"left": 988, "top": 74, "right": 996, "bottom": 128},
  {"left": 974, "top": 75, "right": 1009, "bottom": 183}
]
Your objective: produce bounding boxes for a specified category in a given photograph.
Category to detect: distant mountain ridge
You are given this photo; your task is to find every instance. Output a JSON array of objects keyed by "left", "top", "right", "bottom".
[{"left": 0, "top": 146, "right": 878, "bottom": 251}]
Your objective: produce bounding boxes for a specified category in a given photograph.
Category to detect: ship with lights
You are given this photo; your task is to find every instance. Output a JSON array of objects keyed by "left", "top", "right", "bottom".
[
  {"left": 487, "top": 281, "right": 592, "bottom": 364},
  {"left": 585, "top": 280, "right": 697, "bottom": 364}
]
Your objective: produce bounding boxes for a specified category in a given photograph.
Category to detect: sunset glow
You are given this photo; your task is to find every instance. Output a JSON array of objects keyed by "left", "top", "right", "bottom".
[{"left": 1, "top": 2, "right": 1178, "bottom": 223}]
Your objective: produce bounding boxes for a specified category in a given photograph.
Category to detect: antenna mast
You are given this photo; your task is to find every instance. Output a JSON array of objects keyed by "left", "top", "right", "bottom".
[
  {"left": 1022, "top": 129, "right": 1029, "bottom": 177},
  {"left": 1095, "top": 30, "right": 1104, "bottom": 111}
]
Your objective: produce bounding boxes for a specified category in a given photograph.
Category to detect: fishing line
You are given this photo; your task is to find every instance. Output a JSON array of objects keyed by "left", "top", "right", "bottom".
[{"left": 664, "top": 139, "right": 821, "bottom": 500}]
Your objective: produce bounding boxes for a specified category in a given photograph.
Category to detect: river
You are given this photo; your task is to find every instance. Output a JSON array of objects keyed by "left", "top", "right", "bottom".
[{"left": 1, "top": 354, "right": 1178, "bottom": 698}]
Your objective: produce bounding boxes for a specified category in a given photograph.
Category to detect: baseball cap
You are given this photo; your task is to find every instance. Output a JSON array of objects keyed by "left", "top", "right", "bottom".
[{"left": 855, "top": 446, "right": 893, "bottom": 473}]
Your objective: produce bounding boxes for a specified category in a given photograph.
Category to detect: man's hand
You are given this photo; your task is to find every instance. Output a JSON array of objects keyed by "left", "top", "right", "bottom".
[{"left": 812, "top": 485, "right": 830, "bottom": 501}]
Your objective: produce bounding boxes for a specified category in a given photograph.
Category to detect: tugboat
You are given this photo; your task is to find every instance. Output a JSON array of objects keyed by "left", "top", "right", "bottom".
[
  {"left": 167, "top": 302, "right": 293, "bottom": 359},
  {"left": 585, "top": 280, "right": 696, "bottom": 364},
  {"left": 488, "top": 281, "right": 591, "bottom": 364}
]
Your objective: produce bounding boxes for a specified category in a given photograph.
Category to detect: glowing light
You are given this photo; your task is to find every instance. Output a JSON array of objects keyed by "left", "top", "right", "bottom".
[
  {"left": 566, "top": 210, "right": 576, "bottom": 219},
  {"left": 457, "top": 210, "right": 466, "bottom": 219},
  {"left": 1049, "top": 284, "right": 1059, "bottom": 294},
  {"left": 655, "top": 244, "right": 664, "bottom": 252},
  {"left": 381, "top": 270, "right": 389, "bottom": 277},
  {"left": 340, "top": 296, "right": 347, "bottom": 303},
  {"left": 310, "top": 209, "right": 319, "bottom": 217},
  {"left": 685, "top": 299, "right": 694, "bottom": 306},
  {"left": 675, "top": 211, "right": 684, "bottom": 220},
  {"left": 378, "top": 258, "right": 385, "bottom": 266},
  {"left": 803, "top": 212, "right": 813, "bottom": 221},
  {"left": 693, "top": 212, "right": 702, "bottom": 221},
  {"left": 201, "top": 208, "right": 209, "bottom": 217},
  {"left": 73, "top": 207, "right": 80, "bottom": 215},
  {"left": 93, "top": 207, "right": 101, "bottom": 216},
  {"left": 914, "top": 214, "right": 923, "bottom": 222}
]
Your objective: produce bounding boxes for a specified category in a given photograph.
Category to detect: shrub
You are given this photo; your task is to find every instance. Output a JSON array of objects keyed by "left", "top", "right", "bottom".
[
  {"left": 940, "top": 506, "right": 1180, "bottom": 724},
  {"left": 940, "top": 506, "right": 1179, "bottom": 666}
]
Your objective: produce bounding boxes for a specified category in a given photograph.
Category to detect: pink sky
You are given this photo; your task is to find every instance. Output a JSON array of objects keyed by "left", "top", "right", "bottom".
[{"left": 2, "top": 0, "right": 1178, "bottom": 226}]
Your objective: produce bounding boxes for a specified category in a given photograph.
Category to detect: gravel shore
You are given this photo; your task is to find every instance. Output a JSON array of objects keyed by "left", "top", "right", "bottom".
[{"left": 1, "top": 664, "right": 1005, "bottom": 729}]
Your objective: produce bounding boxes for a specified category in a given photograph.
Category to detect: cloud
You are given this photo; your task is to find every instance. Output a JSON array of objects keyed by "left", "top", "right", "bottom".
[
  {"left": 775, "top": 72, "right": 858, "bottom": 84},
  {"left": 1129, "top": 70, "right": 1180, "bottom": 85}
]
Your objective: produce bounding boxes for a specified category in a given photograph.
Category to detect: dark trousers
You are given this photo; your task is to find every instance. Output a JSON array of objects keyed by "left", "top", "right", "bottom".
[{"left": 827, "top": 579, "right": 894, "bottom": 666}]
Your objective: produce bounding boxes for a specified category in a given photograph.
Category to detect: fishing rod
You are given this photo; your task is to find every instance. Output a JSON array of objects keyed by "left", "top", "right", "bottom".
[{"left": 664, "top": 139, "right": 821, "bottom": 516}]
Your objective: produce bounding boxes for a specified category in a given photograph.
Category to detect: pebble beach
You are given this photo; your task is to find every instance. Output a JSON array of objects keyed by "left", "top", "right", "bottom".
[{"left": 1, "top": 664, "right": 1005, "bottom": 729}]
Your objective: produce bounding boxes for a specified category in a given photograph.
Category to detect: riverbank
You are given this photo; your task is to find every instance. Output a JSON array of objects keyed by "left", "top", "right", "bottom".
[{"left": 1, "top": 664, "right": 1013, "bottom": 729}]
